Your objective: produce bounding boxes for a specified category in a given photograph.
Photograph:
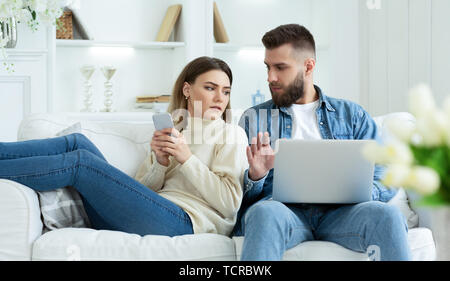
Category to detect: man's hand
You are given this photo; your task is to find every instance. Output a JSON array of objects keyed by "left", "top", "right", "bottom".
[{"left": 247, "top": 132, "right": 275, "bottom": 181}]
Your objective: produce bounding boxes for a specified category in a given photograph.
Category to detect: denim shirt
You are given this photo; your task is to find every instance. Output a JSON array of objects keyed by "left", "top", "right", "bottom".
[{"left": 236, "top": 85, "right": 397, "bottom": 223}]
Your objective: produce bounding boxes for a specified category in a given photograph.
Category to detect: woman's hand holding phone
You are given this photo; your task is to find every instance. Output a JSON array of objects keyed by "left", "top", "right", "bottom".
[
  {"left": 151, "top": 129, "right": 172, "bottom": 167},
  {"left": 151, "top": 128, "right": 192, "bottom": 166}
]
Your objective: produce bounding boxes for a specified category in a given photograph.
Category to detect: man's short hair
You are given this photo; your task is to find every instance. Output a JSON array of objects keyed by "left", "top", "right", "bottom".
[{"left": 262, "top": 24, "right": 316, "bottom": 59}]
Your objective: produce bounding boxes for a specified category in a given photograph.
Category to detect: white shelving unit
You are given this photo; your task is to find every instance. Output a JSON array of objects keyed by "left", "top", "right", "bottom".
[
  {"left": 56, "top": 39, "right": 185, "bottom": 50},
  {"left": 51, "top": 0, "right": 213, "bottom": 114}
]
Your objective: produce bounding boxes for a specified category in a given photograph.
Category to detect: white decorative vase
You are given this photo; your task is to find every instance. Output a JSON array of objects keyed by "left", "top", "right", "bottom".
[
  {"left": 100, "top": 66, "right": 117, "bottom": 112},
  {"left": 0, "top": 17, "right": 17, "bottom": 48},
  {"left": 80, "top": 65, "right": 96, "bottom": 112}
]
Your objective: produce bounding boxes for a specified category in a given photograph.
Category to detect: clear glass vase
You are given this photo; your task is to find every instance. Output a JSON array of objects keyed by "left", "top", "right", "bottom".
[{"left": 0, "top": 17, "right": 18, "bottom": 48}]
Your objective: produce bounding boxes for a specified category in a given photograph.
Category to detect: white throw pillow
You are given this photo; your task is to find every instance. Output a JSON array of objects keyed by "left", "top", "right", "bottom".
[
  {"left": 55, "top": 122, "right": 82, "bottom": 137},
  {"left": 387, "top": 188, "right": 419, "bottom": 229},
  {"left": 38, "top": 123, "right": 91, "bottom": 233}
]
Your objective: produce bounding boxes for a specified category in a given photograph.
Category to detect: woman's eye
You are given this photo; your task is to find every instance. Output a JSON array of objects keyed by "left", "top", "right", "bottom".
[{"left": 224, "top": 91, "right": 231, "bottom": 95}]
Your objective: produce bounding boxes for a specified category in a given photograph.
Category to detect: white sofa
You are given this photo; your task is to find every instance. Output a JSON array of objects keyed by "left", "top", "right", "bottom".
[{"left": 0, "top": 112, "right": 437, "bottom": 261}]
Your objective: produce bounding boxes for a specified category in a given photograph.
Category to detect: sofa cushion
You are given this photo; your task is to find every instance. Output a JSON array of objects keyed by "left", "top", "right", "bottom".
[
  {"left": 32, "top": 228, "right": 236, "bottom": 261},
  {"left": 233, "top": 227, "right": 435, "bottom": 261}
]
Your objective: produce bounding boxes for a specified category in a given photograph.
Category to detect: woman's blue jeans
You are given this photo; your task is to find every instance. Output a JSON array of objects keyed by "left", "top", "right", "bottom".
[
  {"left": 0, "top": 133, "right": 193, "bottom": 237},
  {"left": 234, "top": 200, "right": 412, "bottom": 261}
]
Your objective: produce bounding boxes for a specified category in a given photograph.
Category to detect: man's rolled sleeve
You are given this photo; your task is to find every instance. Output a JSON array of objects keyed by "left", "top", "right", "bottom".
[{"left": 243, "top": 169, "right": 267, "bottom": 196}]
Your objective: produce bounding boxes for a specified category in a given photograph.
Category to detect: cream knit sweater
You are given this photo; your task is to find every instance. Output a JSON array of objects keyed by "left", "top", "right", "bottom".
[{"left": 134, "top": 117, "right": 249, "bottom": 236}]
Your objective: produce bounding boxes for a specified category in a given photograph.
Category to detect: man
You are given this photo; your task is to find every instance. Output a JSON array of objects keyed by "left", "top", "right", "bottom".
[{"left": 232, "top": 24, "right": 411, "bottom": 261}]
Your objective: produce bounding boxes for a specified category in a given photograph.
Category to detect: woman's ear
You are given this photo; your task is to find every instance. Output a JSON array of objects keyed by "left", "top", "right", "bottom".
[{"left": 182, "top": 82, "right": 191, "bottom": 99}]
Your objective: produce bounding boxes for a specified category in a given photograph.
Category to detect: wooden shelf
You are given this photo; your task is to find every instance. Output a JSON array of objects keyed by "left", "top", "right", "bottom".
[{"left": 56, "top": 40, "right": 185, "bottom": 50}]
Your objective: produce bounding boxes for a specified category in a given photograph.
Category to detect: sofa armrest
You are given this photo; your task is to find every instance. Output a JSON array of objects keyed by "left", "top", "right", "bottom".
[
  {"left": 404, "top": 189, "right": 433, "bottom": 229},
  {"left": 0, "top": 180, "right": 43, "bottom": 260}
]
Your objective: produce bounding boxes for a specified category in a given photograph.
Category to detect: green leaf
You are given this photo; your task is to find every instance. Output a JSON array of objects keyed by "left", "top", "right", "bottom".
[
  {"left": 412, "top": 190, "right": 450, "bottom": 207},
  {"left": 410, "top": 145, "right": 450, "bottom": 181}
]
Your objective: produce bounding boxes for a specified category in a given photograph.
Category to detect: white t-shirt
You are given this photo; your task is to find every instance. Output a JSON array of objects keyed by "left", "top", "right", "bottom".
[{"left": 289, "top": 100, "right": 323, "bottom": 140}]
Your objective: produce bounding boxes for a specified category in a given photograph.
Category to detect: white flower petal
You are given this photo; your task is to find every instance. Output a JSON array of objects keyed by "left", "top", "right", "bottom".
[
  {"left": 409, "top": 84, "right": 435, "bottom": 118},
  {"left": 406, "top": 166, "right": 440, "bottom": 195}
]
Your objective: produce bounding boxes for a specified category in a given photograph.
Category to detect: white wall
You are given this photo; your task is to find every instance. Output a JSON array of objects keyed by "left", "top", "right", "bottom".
[
  {"left": 54, "top": 0, "right": 363, "bottom": 113},
  {"left": 360, "top": 0, "right": 450, "bottom": 117},
  {"left": 74, "top": 0, "right": 172, "bottom": 42},
  {"left": 54, "top": 0, "right": 187, "bottom": 112},
  {"left": 0, "top": 25, "right": 53, "bottom": 141},
  {"left": 213, "top": 0, "right": 360, "bottom": 111}
]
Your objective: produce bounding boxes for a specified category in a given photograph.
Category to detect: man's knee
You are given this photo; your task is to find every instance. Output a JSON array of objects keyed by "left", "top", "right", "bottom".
[
  {"left": 360, "top": 201, "right": 407, "bottom": 230},
  {"left": 244, "top": 200, "right": 289, "bottom": 224}
]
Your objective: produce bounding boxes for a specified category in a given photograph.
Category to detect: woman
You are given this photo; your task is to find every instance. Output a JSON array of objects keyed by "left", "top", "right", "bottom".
[{"left": 0, "top": 57, "right": 249, "bottom": 237}]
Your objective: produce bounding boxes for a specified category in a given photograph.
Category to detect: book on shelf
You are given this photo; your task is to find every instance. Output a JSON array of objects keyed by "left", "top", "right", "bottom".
[
  {"left": 72, "top": 9, "right": 94, "bottom": 40},
  {"left": 213, "top": 2, "right": 229, "bottom": 43},
  {"left": 134, "top": 102, "right": 170, "bottom": 113},
  {"left": 156, "top": 4, "right": 182, "bottom": 42},
  {"left": 136, "top": 95, "right": 171, "bottom": 103},
  {"left": 57, "top": 8, "right": 94, "bottom": 40}
]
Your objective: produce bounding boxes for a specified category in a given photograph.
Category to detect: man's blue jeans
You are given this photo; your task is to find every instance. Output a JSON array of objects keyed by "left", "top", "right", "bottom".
[
  {"left": 234, "top": 200, "right": 411, "bottom": 261},
  {"left": 0, "top": 133, "right": 193, "bottom": 237}
]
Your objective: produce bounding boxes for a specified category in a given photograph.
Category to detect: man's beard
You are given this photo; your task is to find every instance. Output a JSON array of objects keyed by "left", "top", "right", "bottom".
[{"left": 270, "top": 73, "right": 304, "bottom": 108}]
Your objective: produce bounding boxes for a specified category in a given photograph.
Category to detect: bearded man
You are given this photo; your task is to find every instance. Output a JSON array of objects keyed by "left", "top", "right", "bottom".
[{"left": 232, "top": 24, "right": 411, "bottom": 261}]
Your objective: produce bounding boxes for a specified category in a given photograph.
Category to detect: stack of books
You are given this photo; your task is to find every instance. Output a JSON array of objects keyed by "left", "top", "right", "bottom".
[{"left": 134, "top": 95, "right": 171, "bottom": 112}]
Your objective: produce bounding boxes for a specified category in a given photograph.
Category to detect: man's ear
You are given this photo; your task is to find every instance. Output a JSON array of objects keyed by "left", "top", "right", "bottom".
[
  {"left": 182, "top": 82, "right": 191, "bottom": 99},
  {"left": 304, "top": 58, "right": 316, "bottom": 76}
]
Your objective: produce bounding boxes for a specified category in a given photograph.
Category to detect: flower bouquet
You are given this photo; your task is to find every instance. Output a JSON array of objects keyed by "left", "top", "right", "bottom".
[
  {"left": 363, "top": 84, "right": 450, "bottom": 260},
  {"left": 364, "top": 84, "right": 450, "bottom": 206},
  {"left": 0, "top": 0, "right": 78, "bottom": 71}
]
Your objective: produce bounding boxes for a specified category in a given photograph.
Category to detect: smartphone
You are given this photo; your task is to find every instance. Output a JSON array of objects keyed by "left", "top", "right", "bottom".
[{"left": 152, "top": 112, "right": 174, "bottom": 132}]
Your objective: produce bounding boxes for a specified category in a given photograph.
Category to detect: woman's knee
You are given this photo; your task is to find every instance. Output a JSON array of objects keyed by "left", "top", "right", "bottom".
[
  {"left": 72, "top": 133, "right": 91, "bottom": 147},
  {"left": 76, "top": 149, "right": 99, "bottom": 164}
]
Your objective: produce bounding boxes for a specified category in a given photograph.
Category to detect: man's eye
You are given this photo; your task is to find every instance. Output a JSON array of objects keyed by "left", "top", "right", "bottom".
[
  {"left": 205, "top": 87, "right": 214, "bottom": 91},
  {"left": 224, "top": 91, "right": 231, "bottom": 95}
]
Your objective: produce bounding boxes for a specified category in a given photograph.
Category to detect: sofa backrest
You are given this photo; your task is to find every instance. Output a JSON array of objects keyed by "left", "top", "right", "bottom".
[
  {"left": 18, "top": 114, "right": 155, "bottom": 178},
  {"left": 17, "top": 112, "right": 415, "bottom": 178}
]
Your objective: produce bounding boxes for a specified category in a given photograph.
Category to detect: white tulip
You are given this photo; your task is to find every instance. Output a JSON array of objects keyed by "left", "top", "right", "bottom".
[
  {"left": 15, "top": 8, "right": 31, "bottom": 22},
  {"left": 409, "top": 84, "right": 435, "bottom": 118},
  {"left": 362, "top": 141, "right": 414, "bottom": 165},
  {"left": 362, "top": 141, "right": 386, "bottom": 164},
  {"left": 406, "top": 166, "right": 440, "bottom": 195},
  {"left": 28, "top": 0, "right": 47, "bottom": 13},
  {"left": 416, "top": 110, "right": 449, "bottom": 147},
  {"left": 0, "top": 0, "right": 23, "bottom": 19},
  {"left": 385, "top": 117, "right": 416, "bottom": 143},
  {"left": 382, "top": 164, "right": 411, "bottom": 187},
  {"left": 383, "top": 142, "right": 414, "bottom": 165}
]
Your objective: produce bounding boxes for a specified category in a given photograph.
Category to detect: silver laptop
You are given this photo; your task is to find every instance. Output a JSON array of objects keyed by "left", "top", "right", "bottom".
[{"left": 272, "top": 139, "right": 375, "bottom": 204}]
